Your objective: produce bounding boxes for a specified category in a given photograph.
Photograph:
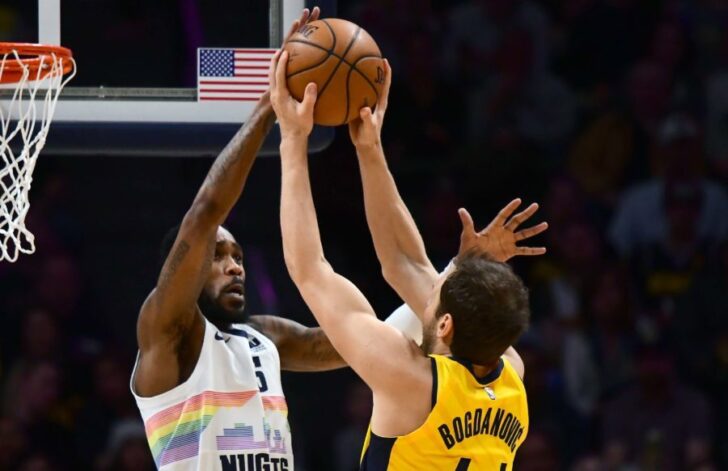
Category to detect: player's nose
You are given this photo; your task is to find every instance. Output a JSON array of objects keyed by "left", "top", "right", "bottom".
[{"left": 224, "top": 257, "right": 243, "bottom": 276}]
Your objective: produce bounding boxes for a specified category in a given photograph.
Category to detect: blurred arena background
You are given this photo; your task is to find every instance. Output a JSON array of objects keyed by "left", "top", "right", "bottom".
[{"left": 1, "top": 0, "right": 727, "bottom": 470}]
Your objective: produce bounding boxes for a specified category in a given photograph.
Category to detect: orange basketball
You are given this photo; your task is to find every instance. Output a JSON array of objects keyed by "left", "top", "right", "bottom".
[{"left": 282, "top": 18, "right": 385, "bottom": 126}]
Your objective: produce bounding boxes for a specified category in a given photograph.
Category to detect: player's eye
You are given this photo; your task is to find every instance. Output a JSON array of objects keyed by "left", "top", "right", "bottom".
[
  {"left": 214, "top": 252, "right": 223, "bottom": 261},
  {"left": 234, "top": 255, "right": 243, "bottom": 264}
]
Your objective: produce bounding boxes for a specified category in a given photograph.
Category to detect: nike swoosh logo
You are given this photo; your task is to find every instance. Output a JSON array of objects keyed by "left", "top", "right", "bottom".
[{"left": 214, "top": 332, "right": 230, "bottom": 343}]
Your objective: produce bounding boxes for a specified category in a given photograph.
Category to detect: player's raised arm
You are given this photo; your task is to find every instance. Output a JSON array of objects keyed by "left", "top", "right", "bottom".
[
  {"left": 249, "top": 298, "right": 452, "bottom": 372},
  {"left": 134, "top": 9, "right": 320, "bottom": 397},
  {"left": 270, "top": 52, "right": 425, "bottom": 394},
  {"left": 350, "top": 62, "right": 548, "bottom": 320},
  {"left": 349, "top": 60, "right": 438, "bottom": 317}
]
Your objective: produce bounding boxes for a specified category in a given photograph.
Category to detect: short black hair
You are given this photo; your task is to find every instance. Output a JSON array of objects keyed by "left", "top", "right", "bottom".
[{"left": 436, "top": 252, "right": 530, "bottom": 365}]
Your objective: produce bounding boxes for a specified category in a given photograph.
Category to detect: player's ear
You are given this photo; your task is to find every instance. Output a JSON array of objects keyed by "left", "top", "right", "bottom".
[{"left": 437, "top": 313, "right": 454, "bottom": 340}]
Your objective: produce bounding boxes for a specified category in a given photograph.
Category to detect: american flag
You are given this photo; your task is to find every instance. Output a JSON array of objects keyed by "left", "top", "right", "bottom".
[{"left": 198, "top": 48, "right": 277, "bottom": 102}]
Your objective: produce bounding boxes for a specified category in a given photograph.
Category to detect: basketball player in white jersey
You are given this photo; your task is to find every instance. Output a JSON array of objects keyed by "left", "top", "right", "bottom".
[{"left": 129, "top": 9, "right": 337, "bottom": 471}]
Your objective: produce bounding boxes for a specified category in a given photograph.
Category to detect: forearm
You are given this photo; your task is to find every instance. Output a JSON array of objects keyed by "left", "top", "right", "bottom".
[
  {"left": 356, "top": 144, "right": 434, "bottom": 278},
  {"left": 193, "top": 95, "right": 276, "bottom": 224},
  {"left": 246, "top": 315, "right": 345, "bottom": 372},
  {"left": 356, "top": 144, "right": 436, "bottom": 316},
  {"left": 288, "top": 308, "right": 432, "bottom": 371},
  {"left": 281, "top": 327, "right": 346, "bottom": 372},
  {"left": 279, "top": 136, "right": 325, "bottom": 282},
  {"left": 285, "top": 304, "right": 430, "bottom": 372},
  {"left": 285, "top": 302, "right": 434, "bottom": 371}
]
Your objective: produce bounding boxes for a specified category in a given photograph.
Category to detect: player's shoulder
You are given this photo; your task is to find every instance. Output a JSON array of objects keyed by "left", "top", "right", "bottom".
[
  {"left": 243, "top": 314, "right": 271, "bottom": 332},
  {"left": 375, "top": 338, "right": 432, "bottom": 395},
  {"left": 224, "top": 320, "right": 278, "bottom": 354},
  {"left": 501, "top": 350, "right": 525, "bottom": 381},
  {"left": 243, "top": 314, "right": 292, "bottom": 345},
  {"left": 232, "top": 319, "right": 264, "bottom": 338}
]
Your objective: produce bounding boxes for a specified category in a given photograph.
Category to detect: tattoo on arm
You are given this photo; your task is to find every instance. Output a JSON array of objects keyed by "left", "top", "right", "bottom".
[
  {"left": 248, "top": 316, "right": 344, "bottom": 370},
  {"left": 158, "top": 241, "right": 191, "bottom": 291},
  {"left": 204, "top": 104, "right": 276, "bottom": 188},
  {"left": 300, "top": 328, "right": 342, "bottom": 364},
  {"left": 138, "top": 99, "right": 273, "bottom": 356}
]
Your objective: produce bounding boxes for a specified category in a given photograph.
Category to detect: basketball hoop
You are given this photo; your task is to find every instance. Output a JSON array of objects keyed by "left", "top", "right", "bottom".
[{"left": 0, "top": 43, "right": 75, "bottom": 263}]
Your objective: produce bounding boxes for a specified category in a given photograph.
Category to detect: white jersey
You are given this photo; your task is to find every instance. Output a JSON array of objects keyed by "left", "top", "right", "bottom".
[{"left": 131, "top": 318, "right": 293, "bottom": 471}]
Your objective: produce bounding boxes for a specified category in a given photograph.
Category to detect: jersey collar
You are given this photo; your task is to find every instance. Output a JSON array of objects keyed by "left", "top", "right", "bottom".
[{"left": 450, "top": 356, "right": 505, "bottom": 385}]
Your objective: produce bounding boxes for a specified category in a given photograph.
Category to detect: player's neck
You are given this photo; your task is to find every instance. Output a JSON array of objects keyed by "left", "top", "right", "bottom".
[
  {"left": 430, "top": 343, "right": 452, "bottom": 357},
  {"left": 210, "top": 320, "right": 234, "bottom": 331},
  {"left": 471, "top": 361, "right": 499, "bottom": 378}
]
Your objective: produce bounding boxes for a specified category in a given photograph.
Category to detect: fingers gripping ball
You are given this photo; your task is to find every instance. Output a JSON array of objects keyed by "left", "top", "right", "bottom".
[{"left": 282, "top": 18, "right": 386, "bottom": 126}]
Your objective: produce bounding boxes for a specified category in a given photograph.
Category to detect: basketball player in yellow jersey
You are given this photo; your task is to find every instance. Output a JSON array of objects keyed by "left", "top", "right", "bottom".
[{"left": 270, "top": 52, "right": 548, "bottom": 470}]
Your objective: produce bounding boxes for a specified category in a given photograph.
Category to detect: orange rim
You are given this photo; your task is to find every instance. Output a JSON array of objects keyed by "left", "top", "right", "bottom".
[{"left": 0, "top": 43, "right": 74, "bottom": 84}]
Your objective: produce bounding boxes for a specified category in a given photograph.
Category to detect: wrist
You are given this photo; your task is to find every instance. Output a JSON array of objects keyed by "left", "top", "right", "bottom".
[
  {"left": 280, "top": 128, "right": 311, "bottom": 142},
  {"left": 280, "top": 133, "right": 308, "bottom": 151},
  {"left": 355, "top": 140, "right": 382, "bottom": 152},
  {"left": 355, "top": 142, "right": 384, "bottom": 161}
]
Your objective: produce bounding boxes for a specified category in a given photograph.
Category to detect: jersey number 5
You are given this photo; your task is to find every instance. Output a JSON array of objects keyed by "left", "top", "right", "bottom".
[{"left": 252, "top": 356, "right": 268, "bottom": 392}]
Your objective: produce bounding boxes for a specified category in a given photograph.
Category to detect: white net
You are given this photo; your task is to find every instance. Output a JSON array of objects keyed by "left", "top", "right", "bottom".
[{"left": 0, "top": 48, "right": 75, "bottom": 262}]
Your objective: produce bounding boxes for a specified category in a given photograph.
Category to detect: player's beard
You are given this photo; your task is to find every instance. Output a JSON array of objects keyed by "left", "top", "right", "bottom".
[
  {"left": 199, "top": 290, "right": 249, "bottom": 326},
  {"left": 420, "top": 316, "right": 439, "bottom": 355}
]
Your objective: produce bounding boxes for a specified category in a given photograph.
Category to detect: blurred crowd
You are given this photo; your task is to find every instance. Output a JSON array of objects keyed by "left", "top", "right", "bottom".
[
  {"left": 1, "top": 0, "right": 728, "bottom": 470},
  {"left": 343, "top": 1, "right": 728, "bottom": 469}
]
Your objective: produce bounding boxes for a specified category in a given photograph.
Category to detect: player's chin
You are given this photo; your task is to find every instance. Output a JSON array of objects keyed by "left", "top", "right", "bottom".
[{"left": 219, "top": 292, "right": 246, "bottom": 313}]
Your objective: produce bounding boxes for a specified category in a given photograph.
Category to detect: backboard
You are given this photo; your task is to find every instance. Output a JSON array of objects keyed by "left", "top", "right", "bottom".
[{"left": 1, "top": 0, "right": 336, "bottom": 156}]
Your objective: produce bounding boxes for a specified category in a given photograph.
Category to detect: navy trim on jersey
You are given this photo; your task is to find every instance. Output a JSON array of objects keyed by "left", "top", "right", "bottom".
[
  {"left": 360, "top": 433, "right": 396, "bottom": 471},
  {"left": 359, "top": 358, "right": 438, "bottom": 470},
  {"left": 221, "top": 327, "right": 249, "bottom": 338},
  {"left": 430, "top": 356, "right": 438, "bottom": 409},
  {"left": 450, "top": 356, "right": 505, "bottom": 385}
]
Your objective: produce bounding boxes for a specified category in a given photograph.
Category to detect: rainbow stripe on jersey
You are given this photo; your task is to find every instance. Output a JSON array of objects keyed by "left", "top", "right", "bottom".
[
  {"left": 262, "top": 396, "right": 288, "bottom": 414},
  {"left": 144, "top": 390, "right": 257, "bottom": 467}
]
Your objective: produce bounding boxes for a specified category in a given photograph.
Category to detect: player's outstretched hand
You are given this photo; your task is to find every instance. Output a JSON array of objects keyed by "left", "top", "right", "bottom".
[
  {"left": 458, "top": 199, "right": 548, "bottom": 263},
  {"left": 284, "top": 7, "right": 321, "bottom": 44},
  {"left": 269, "top": 51, "right": 317, "bottom": 140},
  {"left": 349, "top": 59, "right": 391, "bottom": 150}
]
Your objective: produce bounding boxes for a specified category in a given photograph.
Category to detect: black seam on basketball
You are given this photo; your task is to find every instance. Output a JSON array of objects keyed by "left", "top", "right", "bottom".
[
  {"left": 286, "top": 39, "right": 332, "bottom": 55},
  {"left": 339, "top": 27, "right": 363, "bottom": 125},
  {"left": 285, "top": 40, "right": 380, "bottom": 72},
  {"left": 349, "top": 55, "right": 383, "bottom": 101},
  {"left": 351, "top": 54, "right": 383, "bottom": 63},
  {"left": 318, "top": 26, "right": 361, "bottom": 101},
  {"left": 284, "top": 39, "right": 335, "bottom": 79},
  {"left": 285, "top": 52, "right": 333, "bottom": 80},
  {"left": 343, "top": 57, "right": 382, "bottom": 125},
  {"left": 341, "top": 27, "right": 362, "bottom": 62},
  {"left": 320, "top": 19, "right": 337, "bottom": 51}
]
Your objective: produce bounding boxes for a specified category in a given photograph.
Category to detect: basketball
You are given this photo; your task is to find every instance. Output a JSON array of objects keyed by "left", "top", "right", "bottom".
[{"left": 282, "top": 18, "right": 385, "bottom": 126}]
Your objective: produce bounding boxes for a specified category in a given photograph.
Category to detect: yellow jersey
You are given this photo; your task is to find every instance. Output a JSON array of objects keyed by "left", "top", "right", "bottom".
[{"left": 360, "top": 354, "right": 529, "bottom": 470}]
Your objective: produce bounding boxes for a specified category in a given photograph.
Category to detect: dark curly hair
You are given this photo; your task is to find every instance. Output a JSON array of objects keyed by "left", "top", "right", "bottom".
[{"left": 435, "top": 252, "right": 530, "bottom": 365}]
